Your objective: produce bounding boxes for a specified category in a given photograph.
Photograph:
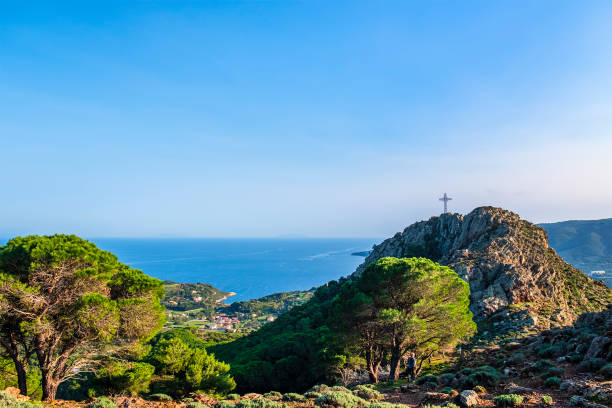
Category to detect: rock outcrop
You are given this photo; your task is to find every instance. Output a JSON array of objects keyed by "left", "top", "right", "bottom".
[{"left": 355, "top": 207, "right": 611, "bottom": 328}]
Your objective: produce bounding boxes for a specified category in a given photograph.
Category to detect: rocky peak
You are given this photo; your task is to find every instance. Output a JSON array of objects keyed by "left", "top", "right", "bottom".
[{"left": 355, "top": 207, "right": 611, "bottom": 328}]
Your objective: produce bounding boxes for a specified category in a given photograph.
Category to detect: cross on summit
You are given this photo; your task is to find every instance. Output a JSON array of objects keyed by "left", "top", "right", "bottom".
[{"left": 439, "top": 192, "right": 452, "bottom": 214}]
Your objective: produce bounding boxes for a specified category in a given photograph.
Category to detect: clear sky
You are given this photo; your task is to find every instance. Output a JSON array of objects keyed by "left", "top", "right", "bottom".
[{"left": 2, "top": 1, "right": 612, "bottom": 238}]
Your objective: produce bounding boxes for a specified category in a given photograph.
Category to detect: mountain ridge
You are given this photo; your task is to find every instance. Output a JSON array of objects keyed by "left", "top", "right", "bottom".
[{"left": 354, "top": 206, "right": 611, "bottom": 329}]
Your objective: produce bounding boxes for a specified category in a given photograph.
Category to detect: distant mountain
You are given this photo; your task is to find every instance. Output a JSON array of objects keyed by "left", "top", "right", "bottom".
[{"left": 540, "top": 218, "right": 612, "bottom": 286}]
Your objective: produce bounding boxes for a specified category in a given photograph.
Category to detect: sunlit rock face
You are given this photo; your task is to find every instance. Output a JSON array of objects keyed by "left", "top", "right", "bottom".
[{"left": 355, "top": 207, "right": 612, "bottom": 329}]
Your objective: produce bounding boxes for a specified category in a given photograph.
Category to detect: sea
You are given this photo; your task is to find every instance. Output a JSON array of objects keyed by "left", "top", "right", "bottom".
[{"left": 85, "top": 238, "right": 379, "bottom": 302}]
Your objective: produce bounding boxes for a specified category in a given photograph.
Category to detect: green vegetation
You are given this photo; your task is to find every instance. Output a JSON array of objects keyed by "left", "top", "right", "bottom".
[
  {"left": 332, "top": 258, "right": 475, "bottom": 381},
  {"left": 219, "top": 291, "right": 315, "bottom": 318},
  {"left": 87, "top": 397, "right": 118, "bottom": 408},
  {"left": 236, "top": 398, "right": 287, "bottom": 408},
  {"left": 0, "top": 356, "right": 42, "bottom": 400},
  {"left": 314, "top": 392, "right": 367, "bottom": 408},
  {"left": 544, "top": 376, "right": 561, "bottom": 388},
  {"left": 493, "top": 394, "right": 523, "bottom": 407},
  {"left": 541, "top": 395, "right": 553, "bottom": 405},
  {"left": 213, "top": 257, "right": 475, "bottom": 392},
  {"left": 0, "top": 235, "right": 166, "bottom": 400},
  {"left": 164, "top": 281, "right": 230, "bottom": 311},
  {"left": 0, "top": 391, "right": 42, "bottom": 408},
  {"left": 352, "top": 385, "right": 382, "bottom": 401},
  {"left": 185, "top": 403, "right": 209, "bottom": 408},
  {"left": 147, "top": 332, "right": 236, "bottom": 397},
  {"left": 215, "top": 401, "right": 236, "bottom": 408},
  {"left": 599, "top": 363, "right": 612, "bottom": 378},
  {"left": 282, "top": 393, "right": 306, "bottom": 402},
  {"left": 211, "top": 279, "right": 346, "bottom": 392},
  {"left": 150, "top": 393, "right": 173, "bottom": 401}
]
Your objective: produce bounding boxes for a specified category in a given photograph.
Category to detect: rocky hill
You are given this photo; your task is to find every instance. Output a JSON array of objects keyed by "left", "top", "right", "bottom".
[{"left": 355, "top": 207, "right": 611, "bottom": 330}]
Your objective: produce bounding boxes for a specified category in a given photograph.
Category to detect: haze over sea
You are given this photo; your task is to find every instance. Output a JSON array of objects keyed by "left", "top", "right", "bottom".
[{"left": 86, "top": 238, "right": 379, "bottom": 302}]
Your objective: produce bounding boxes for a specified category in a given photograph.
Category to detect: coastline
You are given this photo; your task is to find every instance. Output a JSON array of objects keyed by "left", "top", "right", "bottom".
[{"left": 217, "top": 292, "right": 237, "bottom": 304}]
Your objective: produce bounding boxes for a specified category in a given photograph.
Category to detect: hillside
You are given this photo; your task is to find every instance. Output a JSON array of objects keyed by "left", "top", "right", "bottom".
[
  {"left": 163, "top": 282, "right": 314, "bottom": 332},
  {"left": 356, "top": 207, "right": 611, "bottom": 331},
  {"left": 163, "top": 281, "right": 232, "bottom": 311},
  {"left": 541, "top": 218, "right": 612, "bottom": 286},
  {"left": 213, "top": 207, "right": 612, "bottom": 393}
]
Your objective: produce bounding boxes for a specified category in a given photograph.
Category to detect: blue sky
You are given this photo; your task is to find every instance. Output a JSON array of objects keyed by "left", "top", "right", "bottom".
[{"left": 1, "top": 1, "right": 612, "bottom": 238}]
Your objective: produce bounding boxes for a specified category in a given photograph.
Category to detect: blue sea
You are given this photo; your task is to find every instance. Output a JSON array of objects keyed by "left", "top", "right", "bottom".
[{"left": 86, "top": 238, "right": 379, "bottom": 302}]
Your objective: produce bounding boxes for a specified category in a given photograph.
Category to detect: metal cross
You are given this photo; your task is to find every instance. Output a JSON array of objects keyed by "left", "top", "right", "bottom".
[{"left": 439, "top": 192, "right": 452, "bottom": 214}]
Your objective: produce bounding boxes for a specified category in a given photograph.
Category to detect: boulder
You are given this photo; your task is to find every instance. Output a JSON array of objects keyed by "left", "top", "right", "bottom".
[
  {"left": 458, "top": 390, "right": 479, "bottom": 408},
  {"left": 504, "top": 383, "right": 535, "bottom": 395},
  {"left": 420, "top": 392, "right": 448, "bottom": 405},
  {"left": 2, "top": 387, "right": 29, "bottom": 401},
  {"left": 586, "top": 336, "right": 611, "bottom": 359}
]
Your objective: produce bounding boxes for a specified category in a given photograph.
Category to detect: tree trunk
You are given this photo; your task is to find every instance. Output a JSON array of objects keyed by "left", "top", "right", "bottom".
[
  {"left": 15, "top": 361, "right": 28, "bottom": 396},
  {"left": 365, "top": 347, "right": 380, "bottom": 383},
  {"left": 2, "top": 338, "right": 29, "bottom": 396},
  {"left": 389, "top": 344, "right": 402, "bottom": 380},
  {"left": 41, "top": 371, "right": 59, "bottom": 401},
  {"left": 367, "top": 361, "right": 380, "bottom": 383}
]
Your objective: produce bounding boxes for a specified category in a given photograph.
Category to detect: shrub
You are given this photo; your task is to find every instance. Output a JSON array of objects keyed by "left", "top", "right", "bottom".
[
  {"left": 150, "top": 394, "right": 173, "bottom": 402},
  {"left": 243, "top": 394, "right": 264, "bottom": 400},
  {"left": 458, "top": 368, "right": 474, "bottom": 376},
  {"left": 542, "top": 366, "right": 564, "bottom": 378},
  {"left": 459, "top": 366, "right": 501, "bottom": 388},
  {"left": 473, "top": 385, "right": 486, "bottom": 395},
  {"left": 185, "top": 403, "right": 209, "bottom": 408},
  {"left": 263, "top": 392, "right": 281, "bottom": 400},
  {"left": 541, "top": 396, "right": 553, "bottom": 405},
  {"left": 94, "top": 361, "right": 155, "bottom": 397},
  {"left": 183, "top": 398, "right": 196, "bottom": 403},
  {"left": 236, "top": 399, "right": 286, "bottom": 408},
  {"left": 314, "top": 391, "right": 367, "bottom": 408},
  {"left": 352, "top": 385, "right": 382, "bottom": 401},
  {"left": 227, "top": 394, "right": 242, "bottom": 401},
  {"left": 507, "top": 352, "right": 525, "bottom": 365},
  {"left": 536, "top": 344, "right": 564, "bottom": 358},
  {"left": 309, "top": 385, "right": 330, "bottom": 393},
  {"left": 215, "top": 402, "right": 236, "bottom": 408},
  {"left": 304, "top": 392, "right": 322, "bottom": 399},
  {"left": 533, "top": 360, "right": 555, "bottom": 372},
  {"left": 448, "top": 390, "right": 459, "bottom": 399},
  {"left": 87, "top": 398, "right": 118, "bottom": 408},
  {"left": 416, "top": 374, "right": 438, "bottom": 385},
  {"left": 0, "top": 392, "right": 43, "bottom": 408},
  {"left": 544, "top": 376, "right": 561, "bottom": 388},
  {"left": 598, "top": 363, "right": 612, "bottom": 379},
  {"left": 577, "top": 358, "right": 606, "bottom": 372},
  {"left": 282, "top": 393, "right": 306, "bottom": 402},
  {"left": 365, "top": 404, "right": 405, "bottom": 408},
  {"left": 440, "top": 387, "right": 453, "bottom": 394},
  {"left": 445, "top": 404, "right": 460, "bottom": 408},
  {"left": 437, "top": 373, "right": 455, "bottom": 386},
  {"left": 493, "top": 394, "right": 523, "bottom": 407},
  {"left": 567, "top": 353, "right": 583, "bottom": 363},
  {"left": 329, "top": 386, "right": 352, "bottom": 394}
]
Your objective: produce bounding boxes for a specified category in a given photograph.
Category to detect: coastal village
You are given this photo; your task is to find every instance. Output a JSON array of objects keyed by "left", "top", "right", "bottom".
[
  {"left": 166, "top": 309, "right": 276, "bottom": 333},
  {"left": 163, "top": 281, "right": 297, "bottom": 333}
]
